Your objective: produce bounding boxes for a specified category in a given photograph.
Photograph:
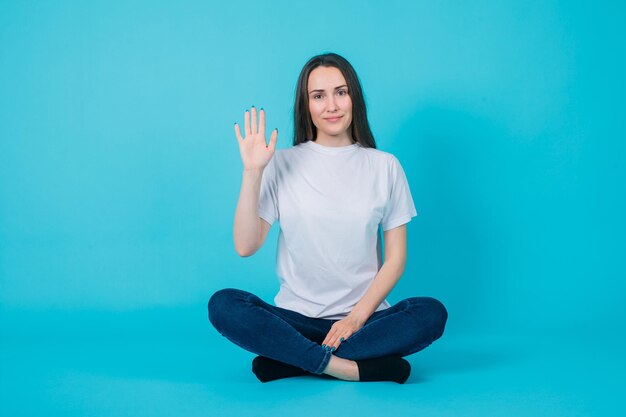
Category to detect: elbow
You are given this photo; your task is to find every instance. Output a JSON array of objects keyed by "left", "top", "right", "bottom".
[
  {"left": 235, "top": 247, "right": 253, "bottom": 257},
  {"left": 398, "top": 259, "right": 407, "bottom": 276},
  {"left": 234, "top": 243, "right": 256, "bottom": 257}
]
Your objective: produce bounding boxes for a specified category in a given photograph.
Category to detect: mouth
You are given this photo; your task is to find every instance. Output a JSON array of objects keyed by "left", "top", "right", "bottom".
[{"left": 324, "top": 116, "right": 343, "bottom": 122}]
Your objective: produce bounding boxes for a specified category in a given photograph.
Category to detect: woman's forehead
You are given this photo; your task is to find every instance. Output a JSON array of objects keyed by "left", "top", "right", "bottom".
[{"left": 308, "top": 66, "right": 347, "bottom": 91}]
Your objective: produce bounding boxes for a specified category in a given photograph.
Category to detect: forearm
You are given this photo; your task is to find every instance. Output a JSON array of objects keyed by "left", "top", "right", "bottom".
[
  {"left": 233, "top": 168, "right": 264, "bottom": 256},
  {"left": 348, "top": 259, "right": 405, "bottom": 326}
]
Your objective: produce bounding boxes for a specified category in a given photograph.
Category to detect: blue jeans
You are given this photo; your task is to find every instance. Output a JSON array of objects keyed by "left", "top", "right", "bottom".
[{"left": 208, "top": 288, "right": 448, "bottom": 375}]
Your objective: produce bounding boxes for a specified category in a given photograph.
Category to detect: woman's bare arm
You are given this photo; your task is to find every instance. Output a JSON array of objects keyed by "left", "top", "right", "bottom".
[
  {"left": 233, "top": 168, "right": 272, "bottom": 256},
  {"left": 232, "top": 107, "right": 277, "bottom": 256}
]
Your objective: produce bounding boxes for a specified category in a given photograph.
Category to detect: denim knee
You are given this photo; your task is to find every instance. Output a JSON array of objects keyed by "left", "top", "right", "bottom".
[
  {"left": 420, "top": 297, "right": 448, "bottom": 339},
  {"left": 208, "top": 288, "right": 247, "bottom": 331}
]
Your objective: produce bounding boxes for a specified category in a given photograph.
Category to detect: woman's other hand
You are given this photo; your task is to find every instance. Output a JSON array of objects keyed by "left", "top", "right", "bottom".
[
  {"left": 234, "top": 106, "right": 278, "bottom": 171},
  {"left": 321, "top": 315, "right": 365, "bottom": 352}
]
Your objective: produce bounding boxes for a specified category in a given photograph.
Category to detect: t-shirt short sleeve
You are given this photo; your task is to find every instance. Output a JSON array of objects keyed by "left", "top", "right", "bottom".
[
  {"left": 381, "top": 156, "right": 418, "bottom": 231},
  {"left": 258, "top": 156, "right": 279, "bottom": 226}
]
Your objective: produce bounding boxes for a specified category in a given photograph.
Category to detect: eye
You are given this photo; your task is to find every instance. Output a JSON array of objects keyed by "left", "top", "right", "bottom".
[
  {"left": 337, "top": 89, "right": 348, "bottom": 96},
  {"left": 313, "top": 94, "right": 323, "bottom": 100}
]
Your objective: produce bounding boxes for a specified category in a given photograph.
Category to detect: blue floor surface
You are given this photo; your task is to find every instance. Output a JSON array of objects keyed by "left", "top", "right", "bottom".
[{"left": 1, "top": 310, "right": 623, "bottom": 417}]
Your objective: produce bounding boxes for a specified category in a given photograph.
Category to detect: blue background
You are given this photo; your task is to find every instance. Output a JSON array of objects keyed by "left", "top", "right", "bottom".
[{"left": 1, "top": 1, "right": 625, "bottom": 416}]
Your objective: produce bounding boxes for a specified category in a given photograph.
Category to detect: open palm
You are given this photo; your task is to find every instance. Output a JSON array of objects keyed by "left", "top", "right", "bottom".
[{"left": 234, "top": 107, "right": 278, "bottom": 171}]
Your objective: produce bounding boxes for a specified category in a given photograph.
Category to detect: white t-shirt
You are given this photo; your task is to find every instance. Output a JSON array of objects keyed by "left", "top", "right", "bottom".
[{"left": 258, "top": 140, "right": 418, "bottom": 319}]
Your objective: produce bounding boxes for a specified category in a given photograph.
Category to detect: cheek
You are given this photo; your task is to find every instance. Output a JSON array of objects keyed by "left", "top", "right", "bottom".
[
  {"left": 309, "top": 103, "right": 324, "bottom": 121},
  {"left": 344, "top": 99, "right": 353, "bottom": 119},
  {"left": 309, "top": 100, "right": 322, "bottom": 112},
  {"left": 342, "top": 97, "right": 353, "bottom": 113}
]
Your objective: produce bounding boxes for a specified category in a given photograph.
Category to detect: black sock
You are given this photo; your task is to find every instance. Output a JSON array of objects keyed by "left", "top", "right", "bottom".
[
  {"left": 251, "top": 356, "right": 309, "bottom": 382},
  {"left": 356, "top": 355, "right": 411, "bottom": 384}
]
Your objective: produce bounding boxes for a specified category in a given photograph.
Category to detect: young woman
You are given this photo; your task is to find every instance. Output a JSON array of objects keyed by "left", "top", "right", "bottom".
[{"left": 208, "top": 53, "right": 448, "bottom": 384}]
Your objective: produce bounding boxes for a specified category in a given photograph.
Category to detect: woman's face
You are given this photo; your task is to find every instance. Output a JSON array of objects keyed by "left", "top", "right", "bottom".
[{"left": 307, "top": 66, "right": 353, "bottom": 141}]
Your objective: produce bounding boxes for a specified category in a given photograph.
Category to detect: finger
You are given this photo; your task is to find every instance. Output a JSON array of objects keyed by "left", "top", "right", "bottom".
[
  {"left": 328, "top": 333, "right": 343, "bottom": 350},
  {"left": 251, "top": 106, "right": 258, "bottom": 134},
  {"left": 336, "top": 336, "right": 346, "bottom": 350},
  {"left": 322, "top": 327, "right": 338, "bottom": 348},
  {"left": 244, "top": 110, "right": 250, "bottom": 137},
  {"left": 329, "top": 334, "right": 349, "bottom": 351},
  {"left": 268, "top": 129, "right": 277, "bottom": 150},
  {"left": 259, "top": 108, "right": 266, "bottom": 138},
  {"left": 234, "top": 123, "right": 243, "bottom": 143},
  {"left": 326, "top": 328, "right": 346, "bottom": 351}
]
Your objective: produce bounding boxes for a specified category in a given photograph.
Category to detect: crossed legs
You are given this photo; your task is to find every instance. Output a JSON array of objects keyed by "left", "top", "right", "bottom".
[{"left": 208, "top": 288, "right": 448, "bottom": 382}]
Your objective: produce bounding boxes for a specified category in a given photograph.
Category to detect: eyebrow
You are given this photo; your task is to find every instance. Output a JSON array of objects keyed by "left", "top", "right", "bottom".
[{"left": 308, "top": 84, "right": 348, "bottom": 94}]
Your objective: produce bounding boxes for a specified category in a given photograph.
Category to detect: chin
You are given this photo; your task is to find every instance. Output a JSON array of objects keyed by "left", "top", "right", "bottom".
[{"left": 330, "top": 125, "right": 350, "bottom": 135}]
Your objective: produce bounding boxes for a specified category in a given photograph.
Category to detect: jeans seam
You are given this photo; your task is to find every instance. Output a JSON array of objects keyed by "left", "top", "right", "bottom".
[{"left": 313, "top": 349, "right": 332, "bottom": 374}]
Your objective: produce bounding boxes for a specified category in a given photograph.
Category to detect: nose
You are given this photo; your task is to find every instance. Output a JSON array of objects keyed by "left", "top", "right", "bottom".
[{"left": 327, "top": 96, "right": 338, "bottom": 112}]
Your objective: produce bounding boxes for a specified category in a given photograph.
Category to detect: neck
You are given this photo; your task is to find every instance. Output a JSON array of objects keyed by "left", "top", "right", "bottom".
[{"left": 314, "top": 132, "right": 354, "bottom": 147}]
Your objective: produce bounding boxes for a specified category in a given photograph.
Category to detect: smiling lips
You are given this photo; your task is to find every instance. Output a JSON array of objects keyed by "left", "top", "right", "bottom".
[{"left": 325, "top": 116, "right": 342, "bottom": 122}]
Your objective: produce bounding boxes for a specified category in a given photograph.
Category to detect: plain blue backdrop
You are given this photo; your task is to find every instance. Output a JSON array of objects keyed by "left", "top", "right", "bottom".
[{"left": 1, "top": 1, "right": 625, "bottom": 416}]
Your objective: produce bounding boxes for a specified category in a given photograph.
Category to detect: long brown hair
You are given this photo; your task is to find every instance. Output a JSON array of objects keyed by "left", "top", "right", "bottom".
[{"left": 293, "top": 53, "right": 376, "bottom": 149}]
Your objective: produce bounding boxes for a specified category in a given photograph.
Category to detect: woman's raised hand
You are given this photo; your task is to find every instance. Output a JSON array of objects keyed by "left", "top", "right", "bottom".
[{"left": 234, "top": 106, "right": 278, "bottom": 171}]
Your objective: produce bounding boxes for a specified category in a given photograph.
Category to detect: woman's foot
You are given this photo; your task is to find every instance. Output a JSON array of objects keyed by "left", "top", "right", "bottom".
[
  {"left": 253, "top": 354, "right": 411, "bottom": 384},
  {"left": 322, "top": 355, "right": 360, "bottom": 381},
  {"left": 356, "top": 355, "right": 411, "bottom": 384},
  {"left": 252, "top": 356, "right": 309, "bottom": 382},
  {"left": 323, "top": 354, "right": 411, "bottom": 384}
]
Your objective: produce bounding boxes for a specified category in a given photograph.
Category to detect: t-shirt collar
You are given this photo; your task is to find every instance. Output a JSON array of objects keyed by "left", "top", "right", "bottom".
[{"left": 300, "top": 140, "right": 360, "bottom": 155}]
